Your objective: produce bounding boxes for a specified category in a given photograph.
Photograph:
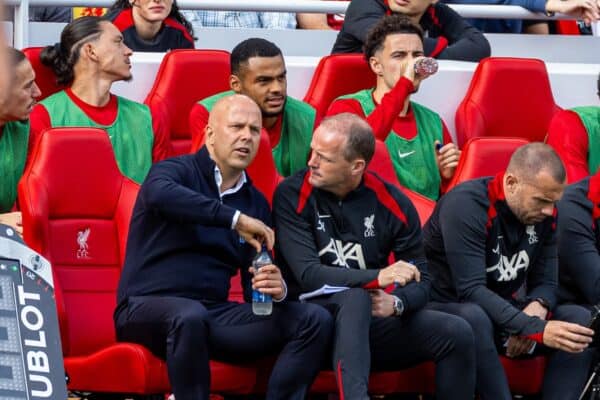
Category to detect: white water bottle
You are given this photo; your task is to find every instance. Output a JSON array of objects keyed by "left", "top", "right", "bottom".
[{"left": 252, "top": 246, "right": 273, "bottom": 315}]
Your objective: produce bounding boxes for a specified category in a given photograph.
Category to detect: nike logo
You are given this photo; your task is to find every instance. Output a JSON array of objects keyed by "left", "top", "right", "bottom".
[
  {"left": 398, "top": 150, "right": 416, "bottom": 158},
  {"left": 317, "top": 213, "right": 331, "bottom": 219}
]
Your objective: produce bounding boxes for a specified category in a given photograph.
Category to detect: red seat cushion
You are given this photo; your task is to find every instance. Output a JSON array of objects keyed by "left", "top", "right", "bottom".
[
  {"left": 455, "top": 57, "right": 561, "bottom": 148},
  {"left": 446, "top": 137, "right": 529, "bottom": 191},
  {"left": 23, "top": 46, "right": 65, "bottom": 101},
  {"left": 303, "top": 54, "right": 376, "bottom": 121},
  {"left": 501, "top": 356, "right": 546, "bottom": 395},
  {"left": 145, "top": 49, "right": 231, "bottom": 156}
]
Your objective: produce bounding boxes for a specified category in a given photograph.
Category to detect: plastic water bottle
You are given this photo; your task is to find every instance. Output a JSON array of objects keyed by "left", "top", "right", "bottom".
[
  {"left": 414, "top": 57, "right": 438, "bottom": 77},
  {"left": 252, "top": 246, "right": 273, "bottom": 315}
]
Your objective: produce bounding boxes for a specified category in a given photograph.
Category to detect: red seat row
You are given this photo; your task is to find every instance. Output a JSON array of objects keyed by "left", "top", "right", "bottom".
[
  {"left": 18, "top": 127, "right": 545, "bottom": 398},
  {"left": 24, "top": 47, "right": 560, "bottom": 157}
]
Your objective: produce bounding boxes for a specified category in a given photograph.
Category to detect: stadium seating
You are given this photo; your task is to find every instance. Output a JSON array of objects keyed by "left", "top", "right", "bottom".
[
  {"left": 18, "top": 127, "right": 258, "bottom": 396},
  {"left": 455, "top": 57, "right": 561, "bottom": 148},
  {"left": 23, "top": 46, "right": 64, "bottom": 101},
  {"left": 446, "top": 137, "right": 530, "bottom": 191},
  {"left": 303, "top": 53, "right": 376, "bottom": 121},
  {"left": 145, "top": 49, "right": 231, "bottom": 157}
]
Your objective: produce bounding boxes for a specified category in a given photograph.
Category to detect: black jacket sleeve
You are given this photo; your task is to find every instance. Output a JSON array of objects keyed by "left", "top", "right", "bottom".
[
  {"left": 525, "top": 225, "right": 558, "bottom": 309},
  {"left": 440, "top": 191, "right": 546, "bottom": 336},
  {"left": 389, "top": 186, "right": 431, "bottom": 314},
  {"left": 423, "top": 3, "right": 491, "bottom": 62},
  {"left": 140, "top": 158, "right": 237, "bottom": 229},
  {"left": 331, "top": 0, "right": 387, "bottom": 54},
  {"left": 557, "top": 188, "right": 600, "bottom": 305},
  {"left": 273, "top": 182, "right": 380, "bottom": 291}
]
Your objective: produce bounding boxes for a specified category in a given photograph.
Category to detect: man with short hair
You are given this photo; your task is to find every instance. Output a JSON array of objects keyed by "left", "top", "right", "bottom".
[
  {"left": 0, "top": 47, "right": 42, "bottom": 234},
  {"left": 274, "top": 112, "right": 476, "bottom": 400},
  {"left": 556, "top": 169, "right": 600, "bottom": 307},
  {"left": 331, "top": 0, "right": 490, "bottom": 61},
  {"left": 547, "top": 72, "right": 600, "bottom": 183},
  {"left": 115, "top": 94, "right": 333, "bottom": 400},
  {"left": 424, "top": 143, "right": 595, "bottom": 400},
  {"left": 328, "top": 15, "right": 460, "bottom": 200},
  {"left": 29, "top": 17, "right": 169, "bottom": 184},
  {"left": 190, "top": 38, "right": 317, "bottom": 177}
]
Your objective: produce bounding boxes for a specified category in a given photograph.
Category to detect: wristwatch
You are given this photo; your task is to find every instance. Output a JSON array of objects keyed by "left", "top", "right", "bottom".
[
  {"left": 535, "top": 297, "right": 550, "bottom": 310},
  {"left": 392, "top": 295, "right": 405, "bottom": 317}
]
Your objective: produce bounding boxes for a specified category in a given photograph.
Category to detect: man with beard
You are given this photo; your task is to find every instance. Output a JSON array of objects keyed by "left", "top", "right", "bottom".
[
  {"left": 327, "top": 15, "right": 460, "bottom": 200},
  {"left": 29, "top": 16, "right": 169, "bottom": 184},
  {"left": 0, "top": 47, "right": 41, "bottom": 235},
  {"left": 423, "top": 143, "right": 596, "bottom": 400},
  {"left": 190, "top": 38, "right": 317, "bottom": 177}
]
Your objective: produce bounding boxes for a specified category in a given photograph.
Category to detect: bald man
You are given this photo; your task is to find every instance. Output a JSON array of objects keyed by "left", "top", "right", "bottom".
[
  {"left": 424, "top": 143, "right": 595, "bottom": 400},
  {"left": 115, "top": 94, "right": 332, "bottom": 400}
]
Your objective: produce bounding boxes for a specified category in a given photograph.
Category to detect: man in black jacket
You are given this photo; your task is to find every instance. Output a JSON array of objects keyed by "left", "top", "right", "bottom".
[
  {"left": 115, "top": 94, "right": 332, "bottom": 400},
  {"left": 332, "top": 0, "right": 490, "bottom": 62},
  {"left": 557, "top": 169, "right": 600, "bottom": 307},
  {"left": 424, "top": 143, "right": 595, "bottom": 400},
  {"left": 273, "top": 112, "right": 476, "bottom": 400}
]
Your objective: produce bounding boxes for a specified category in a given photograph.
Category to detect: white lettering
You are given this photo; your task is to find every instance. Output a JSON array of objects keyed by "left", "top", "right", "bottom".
[
  {"left": 21, "top": 305, "right": 44, "bottom": 331},
  {"left": 30, "top": 374, "right": 53, "bottom": 397}
]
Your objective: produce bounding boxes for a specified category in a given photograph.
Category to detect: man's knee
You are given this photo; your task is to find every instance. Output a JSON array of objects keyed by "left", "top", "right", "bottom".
[
  {"left": 334, "top": 288, "right": 372, "bottom": 314},
  {"left": 301, "top": 303, "right": 335, "bottom": 340},
  {"left": 456, "top": 302, "right": 494, "bottom": 333},
  {"left": 440, "top": 314, "right": 476, "bottom": 352},
  {"left": 553, "top": 304, "right": 591, "bottom": 326},
  {"left": 170, "top": 306, "right": 209, "bottom": 336}
]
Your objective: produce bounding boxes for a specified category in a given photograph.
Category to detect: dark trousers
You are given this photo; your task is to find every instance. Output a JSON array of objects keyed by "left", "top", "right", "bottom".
[
  {"left": 429, "top": 301, "right": 595, "bottom": 400},
  {"left": 114, "top": 296, "right": 333, "bottom": 400},
  {"left": 310, "top": 288, "right": 476, "bottom": 400}
]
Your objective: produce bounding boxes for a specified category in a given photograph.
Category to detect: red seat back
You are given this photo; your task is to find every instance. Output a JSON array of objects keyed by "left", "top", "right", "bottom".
[
  {"left": 303, "top": 54, "right": 376, "bottom": 121},
  {"left": 18, "top": 127, "right": 140, "bottom": 357},
  {"left": 191, "top": 129, "right": 282, "bottom": 204},
  {"left": 455, "top": 57, "right": 561, "bottom": 148},
  {"left": 145, "top": 49, "right": 231, "bottom": 156},
  {"left": 446, "top": 137, "right": 529, "bottom": 191},
  {"left": 23, "top": 46, "right": 65, "bottom": 101},
  {"left": 368, "top": 140, "right": 435, "bottom": 226}
]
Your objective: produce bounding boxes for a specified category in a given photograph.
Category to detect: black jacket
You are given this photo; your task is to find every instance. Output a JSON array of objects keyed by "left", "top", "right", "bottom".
[
  {"left": 332, "top": 0, "right": 490, "bottom": 62},
  {"left": 273, "top": 169, "right": 430, "bottom": 313},
  {"left": 423, "top": 175, "right": 557, "bottom": 336}
]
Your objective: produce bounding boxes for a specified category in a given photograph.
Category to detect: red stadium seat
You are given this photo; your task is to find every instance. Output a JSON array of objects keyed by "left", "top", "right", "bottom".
[
  {"left": 303, "top": 54, "right": 376, "bottom": 121},
  {"left": 18, "top": 127, "right": 257, "bottom": 396},
  {"left": 23, "top": 46, "right": 65, "bottom": 101},
  {"left": 556, "top": 20, "right": 580, "bottom": 35},
  {"left": 368, "top": 140, "right": 435, "bottom": 226},
  {"left": 191, "top": 128, "right": 282, "bottom": 204},
  {"left": 145, "top": 49, "right": 231, "bottom": 157},
  {"left": 446, "top": 137, "right": 529, "bottom": 191},
  {"left": 455, "top": 57, "right": 561, "bottom": 148}
]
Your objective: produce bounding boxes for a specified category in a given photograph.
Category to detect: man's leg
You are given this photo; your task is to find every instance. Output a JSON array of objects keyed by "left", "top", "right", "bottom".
[
  {"left": 207, "top": 300, "right": 333, "bottom": 400},
  {"left": 542, "top": 304, "right": 594, "bottom": 400},
  {"left": 310, "top": 288, "right": 373, "bottom": 400},
  {"left": 114, "top": 296, "right": 211, "bottom": 400},
  {"left": 428, "top": 301, "right": 512, "bottom": 400},
  {"left": 369, "top": 308, "right": 476, "bottom": 400}
]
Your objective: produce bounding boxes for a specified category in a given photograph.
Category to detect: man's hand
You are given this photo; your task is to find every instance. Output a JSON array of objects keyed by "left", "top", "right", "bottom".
[
  {"left": 377, "top": 260, "right": 420, "bottom": 288},
  {"left": 235, "top": 213, "right": 274, "bottom": 252},
  {"left": 249, "top": 264, "right": 285, "bottom": 301},
  {"left": 435, "top": 141, "right": 461, "bottom": 180},
  {"left": 546, "top": 0, "right": 600, "bottom": 25},
  {"left": 542, "top": 320, "right": 593, "bottom": 353},
  {"left": 369, "top": 289, "right": 395, "bottom": 318},
  {"left": 0, "top": 212, "right": 23, "bottom": 237}
]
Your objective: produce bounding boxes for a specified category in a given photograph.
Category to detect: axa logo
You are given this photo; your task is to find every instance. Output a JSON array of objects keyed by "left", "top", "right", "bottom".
[
  {"left": 318, "top": 239, "right": 366, "bottom": 269},
  {"left": 486, "top": 245, "right": 530, "bottom": 282},
  {"left": 77, "top": 228, "right": 91, "bottom": 259}
]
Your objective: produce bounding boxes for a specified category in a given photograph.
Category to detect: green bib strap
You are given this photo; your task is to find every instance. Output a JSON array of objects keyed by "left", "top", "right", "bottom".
[
  {"left": 42, "top": 91, "right": 154, "bottom": 183},
  {"left": 200, "top": 91, "right": 315, "bottom": 177},
  {"left": 0, "top": 120, "right": 30, "bottom": 212},
  {"left": 272, "top": 97, "right": 315, "bottom": 177},
  {"left": 339, "top": 89, "right": 443, "bottom": 200},
  {"left": 572, "top": 106, "right": 600, "bottom": 174}
]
